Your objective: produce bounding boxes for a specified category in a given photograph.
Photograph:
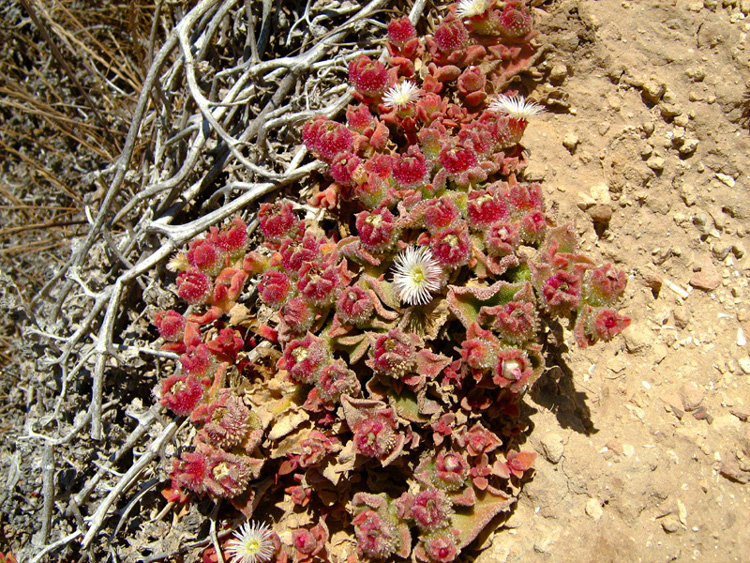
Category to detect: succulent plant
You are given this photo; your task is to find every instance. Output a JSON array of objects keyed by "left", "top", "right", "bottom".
[{"left": 150, "top": 2, "right": 630, "bottom": 561}]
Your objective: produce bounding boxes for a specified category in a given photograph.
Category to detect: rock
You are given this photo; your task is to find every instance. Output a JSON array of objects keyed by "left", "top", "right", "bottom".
[
  {"left": 606, "top": 439, "right": 624, "bottom": 456},
  {"left": 590, "top": 184, "right": 612, "bottom": 204},
  {"left": 730, "top": 408, "right": 750, "bottom": 422},
  {"left": 652, "top": 247, "right": 672, "bottom": 266},
  {"left": 689, "top": 257, "right": 721, "bottom": 291},
  {"left": 659, "top": 103, "right": 683, "bottom": 120},
  {"left": 712, "top": 414, "right": 742, "bottom": 434},
  {"left": 641, "top": 270, "right": 663, "bottom": 295},
  {"left": 662, "top": 393, "right": 685, "bottom": 419},
  {"left": 691, "top": 405, "right": 711, "bottom": 422},
  {"left": 680, "top": 382, "right": 704, "bottom": 411},
  {"left": 661, "top": 514, "right": 681, "bottom": 533},
  {"left": 692, "top": 211, "right": 713, "bottom": 235},
  {"left": 588, "top": 204, "right": 612, "bottom": 227},
  {"left": 652, "top": 343, "right": 668, "bottom": 363},
  {"left": 585, "top": 498, "right": 603, "bottom": 521},
  {"left": 549, "top": 63, "right": 568, "bottom": 84},
  {"left": 720, "top": 459, "right": 750, "bottom": 483},
  {"left": 674, "top": 114, "right": 690, "bottom": 127},
  {"left": 732, "top": 242, "right": 746, "bottom": 258},
  {"left": 577, "top": 191, "right": 596, "bottom": 210},
  {"left": 716, "top": 172, "right": 736, "bottom": 187},
  {"left": 678, "top": 184, "right": 697, "bottom": 206},
  {"left": 738, "top": 356, "right": 750, "bottom": 375},
  {"left": 685, "top": 67, "right": 706, "bottom": 81},
  {"left": 647, "top": 156, "right": 665, "bottom": 172},
  {"left": 562, "top": 132, "right": 579, "bottom": 151},
  {"left": 708, "top": 207, "right": 726, "bottom": 230},
  {"left": 533, "top": 531, "right": 558, "bottom": 553},
  {"left": 678, "top": 138, "right": 699, "bottom": 157},
  {"left": 711, "top": 241, "right": 733, "bottom": 261},
  {"left": 539, "top": 433, "right": 565, "bottom": 464},
  {"left": 642, "top": 80, "right": 666, "bottom": 103},
  {"left": 737, "top": 327, "right": 747, "bottom": 346},
  {"left": 622, "top": 323, "right": 653, "bottom": 353}
]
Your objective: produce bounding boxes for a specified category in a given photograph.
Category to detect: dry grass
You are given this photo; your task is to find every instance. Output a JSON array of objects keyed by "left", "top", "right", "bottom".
[{"left": 0, "top": 1, "right": 165, "bottom": 370}]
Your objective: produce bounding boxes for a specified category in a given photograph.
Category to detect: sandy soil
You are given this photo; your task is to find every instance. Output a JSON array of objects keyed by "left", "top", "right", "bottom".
[{"left": 479, "top": 1, "right": 750, "bottom": 561}]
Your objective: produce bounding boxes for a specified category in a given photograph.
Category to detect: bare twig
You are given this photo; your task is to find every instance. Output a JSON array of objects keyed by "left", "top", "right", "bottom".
[
  {"left": 81, "top": 418, "right": 179, "bottom": 548},
  {"left": 39, "top": 443, "right": 55, "bottom": 545}
]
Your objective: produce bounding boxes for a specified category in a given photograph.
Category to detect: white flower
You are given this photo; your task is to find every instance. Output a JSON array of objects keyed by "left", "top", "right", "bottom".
[
  {"left": 382, "top": 81, "right": 422, "bottom": 110},
  {"left": 166, "top": 253, "right": 189, "bottom": 273},
  {"left": 501, "top": 359, "right": 522, "bottom": 381},
  {"left": 224, "top": 521, "right": 276, "bottom": 563},
  {"left": 489, "top": 95, "right": 544, "bottom": 120},
  {"left": 456, "top": 0, "right": 490, "bottom": 19},
  {"left": 392, "top": 246, "right": 443, "bottom": 306}
]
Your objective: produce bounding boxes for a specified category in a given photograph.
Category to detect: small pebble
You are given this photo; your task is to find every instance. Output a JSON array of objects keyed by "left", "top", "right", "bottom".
[
  {"left": 647, "top": 156, "right": 665, "bottom": 172},
  {"left": 738, "top": 356, "right": 750, "bottom": 375},
  {"left": 623, "top": 324, "right": 653, "bottom": 353},
  {"left": 692, "top": 211, "right": 713, "bottom": 235},
  {"left": 539, "top": 433, "right": 565, "bottom": 464},
  {"left": 590, "top": 184, "right": 612, "bottom": 204},
  {"left": 660, "top": 103, "right": 683, "bottom": 119},
  {"left": 685, "top": 67, "right": 706, "bottom": 81},
  {"left": 606, "top": 439, "right": 624, "bottom": 456},
  {"left": 678, "top": 138, "right": 699, "bottom": 156},
  {"left": 716, "top": 173, "right": 736, "bottom": 187},
  {"left": 563, "top": 133, "right": 579, "bottom": 151},
  {"left": 588, "top": 204, "right": 612, "bottom": 227},
  {"left": 661, "top": 514, "right": 681, "bottom": 533},
  {"left": 711, "top": 242, "right": 733, "bottom": 261},
  {"left": 585, "top": 498, "right": 603, "bottom": 521},
  {"left": 690, "top": 264, "right": 721, "bottom": 291},
  {"left": 549, "top": 63, "right": 568, "bottom": 83},
  {"left": 653, "top": 343, "right": 668, "bottom": 363},
  {"left": 680, "top": 382, "right": 705, "bottom": 411},
  {"left": 674, "top": 114, "right": 690, "bottom": 128},
  {"left": 679, "top": 185, "right": 697, "bottom": 206},
  {"left": 642, "top": 80, "right": 666, "bottom": 103}
]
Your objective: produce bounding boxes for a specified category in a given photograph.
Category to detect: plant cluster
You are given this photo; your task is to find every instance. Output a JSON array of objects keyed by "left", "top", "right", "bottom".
[{"left": 152, "top": 2, "right": 630, "bottom": 562}]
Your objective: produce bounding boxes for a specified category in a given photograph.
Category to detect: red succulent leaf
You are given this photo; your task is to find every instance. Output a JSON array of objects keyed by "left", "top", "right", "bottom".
[{"left": 349, "top": 55, "right": 390, "bottom": 97}]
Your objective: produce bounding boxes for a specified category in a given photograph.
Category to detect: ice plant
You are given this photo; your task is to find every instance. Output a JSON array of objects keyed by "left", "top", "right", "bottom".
[
  {"left": 489, "top": 94, "right": 544, "bottom": 120},
  {"left": 456, "top": 0, "right": 490, "bottom": 19},
  {"left": 383, "top": 80, "right": 422, "bottom": 110},
  {"left": 224, "top": 521, "right": 276, "bottom": 563},
  {"left": 150, "top": 4, "right": 631, "bottom": 563},
  {"left": 392, "top": 246, "right": 443, "bottom": 306}
]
